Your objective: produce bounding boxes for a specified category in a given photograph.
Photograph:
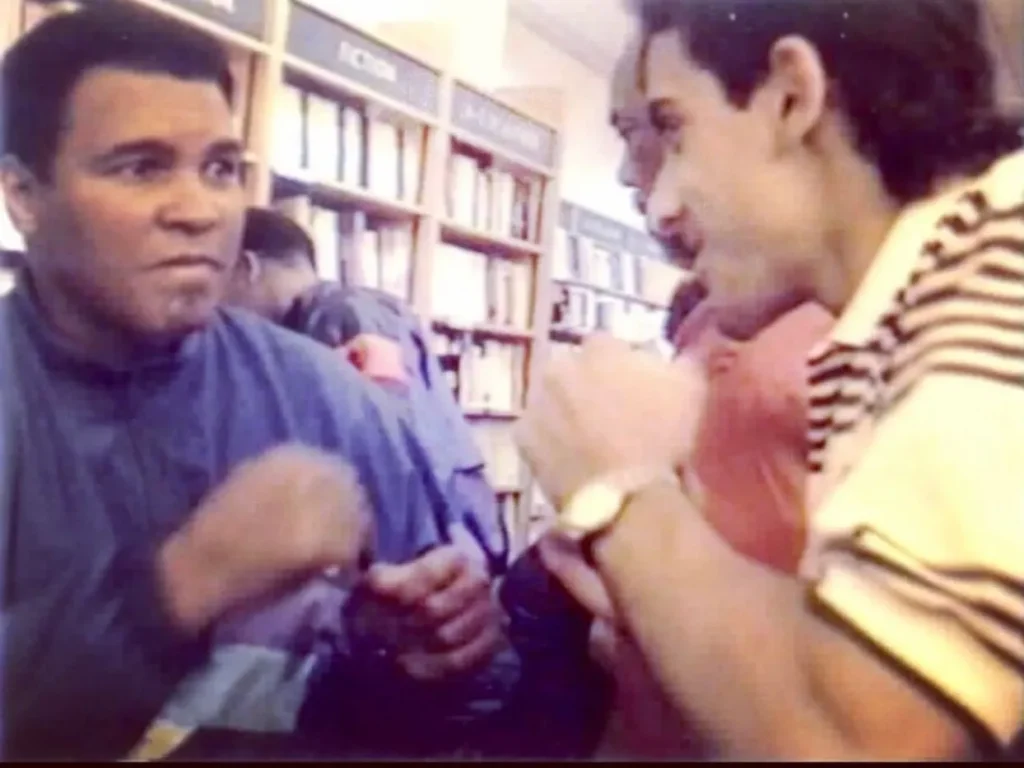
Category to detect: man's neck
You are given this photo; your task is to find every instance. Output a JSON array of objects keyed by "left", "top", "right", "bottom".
[
  {"left": 814, "top": 152, "right": 903, "bottom": 316},
  {"left": 24, "top": 271, "right": 182, "bottom": 368}
]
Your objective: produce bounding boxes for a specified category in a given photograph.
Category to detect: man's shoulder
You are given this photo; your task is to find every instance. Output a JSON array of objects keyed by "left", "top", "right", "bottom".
[
  {"left": 288, "top": 283, "right": 417, "bottom": 346},
  {"left": 887, "top": 161, "right": 1024, "bottom": 402},
  {"left": 215, "top": 307, "right": 368, "bottom": 393}
]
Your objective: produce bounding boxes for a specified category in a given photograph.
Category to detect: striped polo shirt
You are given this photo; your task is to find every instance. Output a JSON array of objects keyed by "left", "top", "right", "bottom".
[{"left": 801, "top": 149, "right": 1024, "bottom": 750}]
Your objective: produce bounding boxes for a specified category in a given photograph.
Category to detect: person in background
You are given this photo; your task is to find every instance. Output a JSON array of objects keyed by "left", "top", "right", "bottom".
[
  {"left": 229, "top": 206, "right": 613, "bottom": 759},
  {"left": 228, "top": 206, "right": 508, "bottom": 573},
  {"left": 523, "top": 0, "right": 1023, "bottom": 759},
  {"left": 0, "top": 4, "right": 509, "bottom": 760}
]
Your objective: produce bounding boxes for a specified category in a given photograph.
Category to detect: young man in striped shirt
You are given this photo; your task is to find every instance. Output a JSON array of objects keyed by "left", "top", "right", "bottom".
[{"left": 519, "top": 0, "right": 1023, "bottom": 759}]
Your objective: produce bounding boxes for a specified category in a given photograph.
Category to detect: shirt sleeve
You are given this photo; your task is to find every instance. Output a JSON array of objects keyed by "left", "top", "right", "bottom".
[{"left": 804, "top": 346, "right": 1024, "bottom": 746}]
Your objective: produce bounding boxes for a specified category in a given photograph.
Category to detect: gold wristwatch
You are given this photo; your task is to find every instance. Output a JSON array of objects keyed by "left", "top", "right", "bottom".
[{"left": 556, "top": 466, "right": 682, "bottom": 546}]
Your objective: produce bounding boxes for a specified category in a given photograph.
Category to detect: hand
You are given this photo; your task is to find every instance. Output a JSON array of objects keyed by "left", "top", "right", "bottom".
[
  {"left": 159, "top": 444, "right": 373, "bottom": 633},
  {"left": 362, "top": 544, "right": 505, "bottom": 682},
  {"left": 536, "top": 532, "right": 618, "bottom": 624},
  {"left": 516, "top": 334, "right": 706, "bottom": 510}
]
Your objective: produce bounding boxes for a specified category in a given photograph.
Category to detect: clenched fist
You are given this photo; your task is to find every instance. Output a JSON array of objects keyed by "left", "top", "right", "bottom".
[{"left": 159, "top": 444, "right": 373, "bottom": 633}]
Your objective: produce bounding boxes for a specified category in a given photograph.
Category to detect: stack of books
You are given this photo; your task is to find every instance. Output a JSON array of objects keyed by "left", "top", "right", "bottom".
[
  {"left": 446, "top": 150, "right": 544, "bottom": 242},
  {"left": 273, "top": 82, "right": 424, "bottom": 204},
  {"left": 431, "top": 244, "right": 533, "bottom": 330}
]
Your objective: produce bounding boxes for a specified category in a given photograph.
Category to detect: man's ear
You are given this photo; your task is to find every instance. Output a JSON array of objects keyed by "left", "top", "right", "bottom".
[
  {"left": 239, "top": 250, "right": 262, "bottom": 283},
  {"left": 763, "top": 36, "right": 829, "bottom": 152},
  {"left": 0, "top": 156, "right": 44, "bottom": 240}
]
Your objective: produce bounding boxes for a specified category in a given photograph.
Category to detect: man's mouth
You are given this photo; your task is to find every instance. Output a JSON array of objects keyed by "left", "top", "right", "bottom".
[
  {"left": 661, "top": 223, "right": 703, "bottom": 272},
  {"left": 154, "top": 255, "right": 225, "bottom": 272}
]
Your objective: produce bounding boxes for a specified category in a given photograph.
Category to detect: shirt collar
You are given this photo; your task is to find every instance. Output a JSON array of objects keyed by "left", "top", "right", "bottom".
[{"left": 823, "top": 149, "right": 1024, "bottom": 351}]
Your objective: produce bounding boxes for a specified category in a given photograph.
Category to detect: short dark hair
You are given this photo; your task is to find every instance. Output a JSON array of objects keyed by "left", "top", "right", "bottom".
[
  {"left": 243, "top": 207, "right": 316, "bottom": 267},
  {"left": 631, "top": 0, "right": 1022, "bottom": 202},
  {"left": 1, "top": 1, "right": 234, "bottom": 181},
  {"left": 664, "top": 277, "right": 707, "bottom": 342}
]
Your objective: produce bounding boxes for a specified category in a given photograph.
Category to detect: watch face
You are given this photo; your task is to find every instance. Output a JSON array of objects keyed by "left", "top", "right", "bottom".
[{"left": 559, "top": 482, "right": 625, "bottom": 538}]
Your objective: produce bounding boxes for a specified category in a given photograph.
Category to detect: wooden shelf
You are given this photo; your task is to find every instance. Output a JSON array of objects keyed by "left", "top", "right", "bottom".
[
  {"left": 441, "top": 219, "right": 543, "bottom": 259},
  {"left": 463, "top": 408, "right": 521, "bottom": 421},
  {"left": 432, "top": 318, "right": 534, "bottom": 343},
  {"left": 274, "top": 172, "right": 427, "bottom": 222},
  {"left": 554, "top": 277, "right": 668, "bottom": 310}
]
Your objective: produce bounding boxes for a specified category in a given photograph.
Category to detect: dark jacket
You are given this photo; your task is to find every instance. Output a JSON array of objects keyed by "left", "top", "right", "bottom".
[
  {"left": 281, "top": 282, "right": 508, "bottom": 573},
  {"left": 0, "top": 284, "right": 511, "bottom": 760}
]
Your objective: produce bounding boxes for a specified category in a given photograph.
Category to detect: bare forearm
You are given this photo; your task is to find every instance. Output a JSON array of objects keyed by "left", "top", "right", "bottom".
[{"left": 591, "top": 482, "right": 848, "bottom": 759}]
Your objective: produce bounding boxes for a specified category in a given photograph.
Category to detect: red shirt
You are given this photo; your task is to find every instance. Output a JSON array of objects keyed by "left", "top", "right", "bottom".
[{"left": 675, "top": 302, "right": 833, "bottom": 574}]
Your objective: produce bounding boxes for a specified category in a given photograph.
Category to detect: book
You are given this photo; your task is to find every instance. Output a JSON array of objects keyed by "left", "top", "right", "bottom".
[
  {"left": 608, "top": 250, "right": 625, "bottom": 292},
  {"left": 379, "top": 223, "right": 414, "bottom": 302},
  {"left": 357, "top": 227, "right": 382, "bottom": 290},
  {"left": 366, "top": 112, "right": 401, "bottom": 200},
  {"left": 399, "top": 124, "right": 424, "bottom": 204},
  {"left": 340, "top": 105, "right": 366, "bottom": 188},
  {"left": 448, "top": 153, "right": 480, "bottom": 227},
  {"left": 337, "top": 210, "right": 367, "bottom": 287},
  {"left": 309, "top": 207, "right": 340, "bottom": 282},
  {"left": 306, "top": 92, "right": 342, "bottom": 183},
  {"left": 273, "top": 84, "right": 307, "bottom": 177}
]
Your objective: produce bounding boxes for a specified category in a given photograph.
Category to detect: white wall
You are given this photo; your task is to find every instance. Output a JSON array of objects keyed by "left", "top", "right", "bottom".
[
  {"left": 304, "top": 0, "right": 508, "bottom": 92},
  {"left": 498, "top": 19, "right": 643, "bottom": 230}
]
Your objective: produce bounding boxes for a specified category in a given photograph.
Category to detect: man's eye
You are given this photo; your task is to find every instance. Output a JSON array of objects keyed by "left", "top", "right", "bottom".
[
  {"left": 115, "top": 158, "right": 165, "bottom": 181},
  {"left": 204, "top": 157, "right": 241, "bottom": 184}
]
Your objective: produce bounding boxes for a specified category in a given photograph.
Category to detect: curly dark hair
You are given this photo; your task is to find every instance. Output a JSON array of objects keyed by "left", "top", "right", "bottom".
[{"left": 630, "top": 0, "right": 1022, "bottom": 203}]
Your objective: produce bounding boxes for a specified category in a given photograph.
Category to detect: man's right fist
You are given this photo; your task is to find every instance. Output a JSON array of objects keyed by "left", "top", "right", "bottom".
[{"left": 158, "top": 444, "right": 373, "bottom": 633}]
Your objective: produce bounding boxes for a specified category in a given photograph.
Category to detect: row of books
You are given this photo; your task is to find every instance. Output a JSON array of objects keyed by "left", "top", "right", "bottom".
[
  {"left": 278, "top": 197, "right": 414, "bottom": 302},
  {"left": 552, "top": 283, "right": 667, "bottom": 342},
  {"left": 431, "top": 244, "right": 533, "bottom": 330},
  {"left": 433, "top": 334, "right": 526, "bottom": 414},
  {"left": 553, "top": 229, "right": 649, "bottom": 295},
  {"left": 472, "top": 422, "right": 523, "bottom": 490},
  {"left": 274, "top": 83, "right": 424, "bottom": 204},
  {"left": 447, "top": 152, "right": 544, "bottom": 242}
]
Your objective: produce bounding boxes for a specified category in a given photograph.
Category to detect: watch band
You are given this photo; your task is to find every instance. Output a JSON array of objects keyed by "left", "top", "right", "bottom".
[{"left": 560, "top": 465, "right": 681, "bottom": 542}]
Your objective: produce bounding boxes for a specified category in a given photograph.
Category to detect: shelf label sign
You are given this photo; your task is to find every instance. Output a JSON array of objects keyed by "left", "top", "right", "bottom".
[
  {"left": 452, "top": 84, "right": 556, "bottom": 169},
  {"left": 562, "top": 203, "right": 670, "bottom": 263},
  {"left": 287, "top": 4, "right": 441, "bottom": 115},
  {"left": 161, "top": 0, "right": 267, "bottom": 38},
  {"left": 575, "top": 208, "right": 628, "bottom": 251},
  {"left": 559, "top": 202, "right": 574, "bottom": 230},
  {"left": 626, "top": 229, "right": 664, "bottom": 261}
]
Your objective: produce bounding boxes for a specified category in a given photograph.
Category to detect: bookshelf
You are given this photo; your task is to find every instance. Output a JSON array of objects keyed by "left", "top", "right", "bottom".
[
  {"left": 3, "top": 0, "right": 566, "bottom": 556},
  {"left": 550, "top": 202, "right": 685, "bottom": 351}
]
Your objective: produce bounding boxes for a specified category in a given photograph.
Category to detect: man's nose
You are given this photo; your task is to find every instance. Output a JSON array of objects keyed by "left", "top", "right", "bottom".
[
  {"left": 157, "top": 172, "right": 221, "bottom": 234},
  {"left": 617, "top": 154, "right": 640, "bottom": 192}
]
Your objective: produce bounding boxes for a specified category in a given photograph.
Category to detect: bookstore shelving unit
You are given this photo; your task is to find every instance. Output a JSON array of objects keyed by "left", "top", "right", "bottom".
[
  {"left": 5, "top": 0, "right": 564, "bottom": 555},
  {"left": 551, "top": 202, "right": 685, "bottom": 351}
]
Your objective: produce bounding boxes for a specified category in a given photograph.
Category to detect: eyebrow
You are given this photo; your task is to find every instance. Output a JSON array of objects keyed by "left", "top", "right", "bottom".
[{"left": 99, "top": 137, "right": 243, "bottom": 160}]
